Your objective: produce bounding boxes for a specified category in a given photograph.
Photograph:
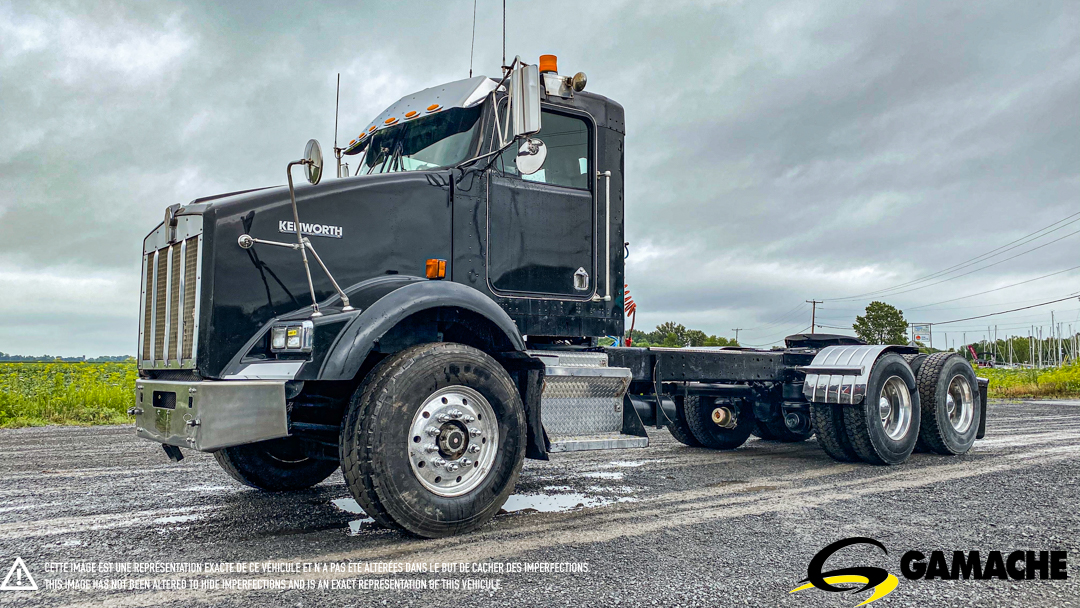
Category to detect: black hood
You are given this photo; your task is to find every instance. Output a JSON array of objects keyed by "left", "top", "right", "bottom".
[{"left": 195, "top": 171, "right": 454, "bottom": 378}]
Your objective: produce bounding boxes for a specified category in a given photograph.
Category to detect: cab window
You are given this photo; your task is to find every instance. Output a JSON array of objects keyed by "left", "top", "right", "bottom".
[{"left": 498, "top": 110, "right": 590, "bottom": 189}]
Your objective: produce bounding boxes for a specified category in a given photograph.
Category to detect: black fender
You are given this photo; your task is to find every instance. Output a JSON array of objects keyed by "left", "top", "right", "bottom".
[{"left": 318, "top": 280, "right": 525, "bottom": 381}]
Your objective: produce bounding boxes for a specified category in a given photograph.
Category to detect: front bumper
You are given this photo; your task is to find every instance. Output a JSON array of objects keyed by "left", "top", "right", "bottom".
[{"left": 132, "top": 379, "right": 289, "bottom": 451}]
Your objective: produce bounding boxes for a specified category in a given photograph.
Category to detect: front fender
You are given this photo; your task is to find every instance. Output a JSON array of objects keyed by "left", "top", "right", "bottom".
[{"left": 318, "top": 280, "right": 525, "bottom": 380}]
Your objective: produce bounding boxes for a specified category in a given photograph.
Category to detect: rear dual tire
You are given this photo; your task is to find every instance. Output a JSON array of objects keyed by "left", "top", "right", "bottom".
[
  {"left": 682, "top": 396, "right": 755, "bottom": 450},
  {"left": 915, "top": 353, "right": 980, "bottom": 455},
  {"left": 813, "top": 353, "right": 921, "bottom": 465}
]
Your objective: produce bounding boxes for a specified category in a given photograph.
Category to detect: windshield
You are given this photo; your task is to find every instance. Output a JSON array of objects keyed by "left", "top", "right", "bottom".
[{"left": 361, "top": 106, "right": 483, "bottom": 174}]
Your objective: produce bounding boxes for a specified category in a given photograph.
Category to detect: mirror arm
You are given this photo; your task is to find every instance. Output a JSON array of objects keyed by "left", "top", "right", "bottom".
[{"left": 286, "top": 159, "right": 324, "bottom": 317}]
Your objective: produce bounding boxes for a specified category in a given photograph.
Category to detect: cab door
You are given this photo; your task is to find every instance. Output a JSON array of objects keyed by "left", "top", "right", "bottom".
[{"left": 486, "top": 108, "right": 596, "bottom": 298}]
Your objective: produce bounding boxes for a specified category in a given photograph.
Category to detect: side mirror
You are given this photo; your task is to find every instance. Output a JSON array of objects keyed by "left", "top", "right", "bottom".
[
  {"left": 516, "top": 138, "right": 547, "bottom": 175},
  {"left": 304, "top": 139, "right": 323, "bottom": 185},
  {"left": 510, "top": 63, "right": 541, "bottom": 138}
]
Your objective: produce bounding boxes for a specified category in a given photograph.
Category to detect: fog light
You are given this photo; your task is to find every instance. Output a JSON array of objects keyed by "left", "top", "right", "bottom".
[
  {"left": 270, "top": 321, "right": 313, "bottom": 353},
  {"left": 271, "top": 327, "right": 287, "bottom": 350}
]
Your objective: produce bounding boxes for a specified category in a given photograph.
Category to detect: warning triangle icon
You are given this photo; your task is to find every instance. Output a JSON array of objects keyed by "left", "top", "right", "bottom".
[{"left": 1, "top": 557, "right": 38, "bottom": 591}]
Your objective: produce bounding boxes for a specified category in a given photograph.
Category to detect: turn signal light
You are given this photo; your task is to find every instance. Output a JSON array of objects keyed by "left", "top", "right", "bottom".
[{"left": 426, "top": 259, "right": 446, "bottom": 280}]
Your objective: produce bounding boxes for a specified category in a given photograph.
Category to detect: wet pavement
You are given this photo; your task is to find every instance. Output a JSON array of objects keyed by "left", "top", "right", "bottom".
[{"left": 1, "top": 400, "right": 1078, "bottom": 607}]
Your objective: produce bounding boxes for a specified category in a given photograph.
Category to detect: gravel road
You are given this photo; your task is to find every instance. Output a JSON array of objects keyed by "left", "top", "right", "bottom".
[{"left": 1, "top": 399, "right": 1078, "bottom": 607}]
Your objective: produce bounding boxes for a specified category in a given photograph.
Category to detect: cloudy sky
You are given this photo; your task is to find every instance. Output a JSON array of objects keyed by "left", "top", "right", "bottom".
[{"left": 1, "top": 0, "right": 1077, "bottom": 356}]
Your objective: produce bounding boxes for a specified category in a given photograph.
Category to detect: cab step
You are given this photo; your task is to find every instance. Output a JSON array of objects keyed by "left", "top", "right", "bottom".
[{"left": 528, "top": 350, "right": 648, "bottom": 452}]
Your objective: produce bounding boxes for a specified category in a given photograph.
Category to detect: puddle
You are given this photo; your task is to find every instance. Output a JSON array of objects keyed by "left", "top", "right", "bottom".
[
  {"left": 580, "top": 471, "right": 624, "bottom": 480},
  {"left": 331, "top": 498, "right": 375, "bottom": 535},
  {"left": 501, "top": 492, "right": 637, "bottom": 514},
  {"left": 601, "top": 460, "right": 651, "bottom": 468},
  {"left": 153, "top": 514, "right": 204, "bottom": 525}
]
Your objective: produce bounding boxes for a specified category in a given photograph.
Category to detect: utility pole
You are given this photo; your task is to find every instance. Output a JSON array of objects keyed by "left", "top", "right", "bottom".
[
  {"left": 806, "top": 300, "right": 822, "bottom": 335},
  {"left": 731, "top": 328, "right": 743, "bottom": 344}
]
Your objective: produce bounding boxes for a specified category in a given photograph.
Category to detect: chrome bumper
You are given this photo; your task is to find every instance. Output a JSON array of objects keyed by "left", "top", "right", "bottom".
[{"left": 132, "top": 379, "right": 289, "bottom": 451}]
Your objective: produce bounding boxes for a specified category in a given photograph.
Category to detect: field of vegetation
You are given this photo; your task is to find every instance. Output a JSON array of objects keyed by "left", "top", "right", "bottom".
[
  {"left": 0, "top": 359, "right": 1077, "bottom": 429},
  {"left": 0, "top": 361, "right": 136, "bottom": 428},
  {"left": 976, "top": 361, "right": 1080, "bottom": 400}
]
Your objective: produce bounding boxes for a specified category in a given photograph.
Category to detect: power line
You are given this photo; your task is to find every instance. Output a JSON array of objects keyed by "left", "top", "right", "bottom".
[
  {"left": 827, "top": 210, "right": 1080, "bottom": 302},
  {"left": 827, "top": 226, "right": 1080, "bottom": 302},
  {"left": 931, "top": 294, "right": 1080, "bottom": 325},
  {"left": 743, "top": 325, "right": 812, "bottom": 347},
  {"left": 906, "top": 264, "right": 1080, "bottom": 310}
]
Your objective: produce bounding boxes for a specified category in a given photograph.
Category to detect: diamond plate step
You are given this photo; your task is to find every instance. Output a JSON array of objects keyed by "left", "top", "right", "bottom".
[
  {"left": 537, "top": 362, "right": 647, "bottom": 451},
  {"left": 526, "top": 350, "right": 608, "bottom": 368},
  {"left": 549, "top": 434, "right": 649, "bottom": 453}
]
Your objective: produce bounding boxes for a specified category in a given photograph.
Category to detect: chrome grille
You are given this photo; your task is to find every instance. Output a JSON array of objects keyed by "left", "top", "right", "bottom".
[{"left": 140, "top": 235, "right": 201, "bottom": 369}]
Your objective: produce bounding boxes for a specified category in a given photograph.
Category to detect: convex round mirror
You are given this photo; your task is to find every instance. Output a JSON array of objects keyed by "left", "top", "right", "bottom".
[
  {"left": 304, "top": 139, "right": 323, "bottom": 185},
  {"left": 516, "top": 137, "right": 547, "bottom": 176}
]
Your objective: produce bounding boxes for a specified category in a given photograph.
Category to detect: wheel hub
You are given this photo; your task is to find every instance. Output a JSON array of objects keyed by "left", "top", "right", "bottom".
[
  {"left": 437, "top": 423, "right": 469, "bottom": 459},
  {"left": 408, "top": 386, "right": 498, "bottom": 497},
  {"left": 878, "top": 376, "right": 912, "bottom": 441},
  {"left": 945, "top": 374, "right": 974, "bottom": 433}
]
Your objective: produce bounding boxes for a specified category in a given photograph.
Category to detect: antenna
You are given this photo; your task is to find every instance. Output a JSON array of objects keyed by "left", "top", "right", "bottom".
[
  {"left": 333, "top": 73, "right": 348, "bottom": 178},
  {"left": 469, "top": 0, "right": 478, "bottom": 77},
  {"left": 502, "top": 0, "right": 506, "bottom": 69}
]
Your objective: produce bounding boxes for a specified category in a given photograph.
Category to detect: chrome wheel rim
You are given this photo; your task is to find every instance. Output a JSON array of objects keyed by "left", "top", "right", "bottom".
[
  {"left": 877, "top": 376, "right": 912, "bottom": 441},
  {"left": 407, "top": 386, "right": 498, "bottom": 497},
  {"left": 945, "top": 375, "right": 974, "bottom": 433}
]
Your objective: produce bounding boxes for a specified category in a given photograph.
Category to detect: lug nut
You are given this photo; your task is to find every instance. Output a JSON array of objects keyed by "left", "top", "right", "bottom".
[
  {"left": 468, "top": 444, "right": 481, "bottom": 454},
  {"left": 426, "top": 426, "right": 441, "bottom": 436},
  {"left": 460, "top": 458, "right": 472, "bottom": 467},
  {"left": 449, "top": 409, "right": 463, "bottom": 419},
  {"left": 445, "top": 462, "right": 460, "bottom": 472},
  {"left": 463, "top": 415, "right": 475, "bottom": 423},
  {"left": 423, "top": 444, "right": 439, "bottom": 453},
  {"left": 469, "top": 427, "right": 482, "bottom": 438},
  {"left": 432, "top": 458, "right": 447, "bottom": 467},
  {"left": 437, "top": 414, "right": 451, "bottom": 423}
]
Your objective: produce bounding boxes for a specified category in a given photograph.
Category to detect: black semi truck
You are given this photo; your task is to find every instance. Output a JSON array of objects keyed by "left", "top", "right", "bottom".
[{"left": 131, "top": 55, "right": 988, "bottom": 538}]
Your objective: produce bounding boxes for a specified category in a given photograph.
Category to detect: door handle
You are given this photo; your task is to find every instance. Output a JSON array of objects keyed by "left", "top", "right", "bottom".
[{"left": 594, "top": 170, "right": 612, "bottom": 303}]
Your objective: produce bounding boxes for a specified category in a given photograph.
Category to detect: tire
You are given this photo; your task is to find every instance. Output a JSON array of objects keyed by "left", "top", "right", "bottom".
[
  {"left": 754, "top": 417, "right": 814, "bottom": 443},
  {"left": 903, "top": 354, "right": 930, "bottom": 453},
  {"left": 751, "top": 419, "right": 780, "bottom": 441},
  {"left": 842, "top": 353, "right": 921, "bottom": 465},
  {"left": 811, "top": 402, "right": 861, "bottom": 462},
  {"left": 683, "top": 396, "right": 755, "bottom": 450},
  {"left": 667, "top": 395, "right": 703, "bottom": 447},
  {"left": 214, "top": 437, "right": 339, "bottom": 491},
  {"left": 915, "top": 352, "right": 981, "bottom": 455},
  {"left": 339, "top": 343, "right": 526, "bottom": 538}
]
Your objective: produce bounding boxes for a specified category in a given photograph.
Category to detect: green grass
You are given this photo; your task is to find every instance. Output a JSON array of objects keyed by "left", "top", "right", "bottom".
[
  {"left": 0, "top": 362, "right": 137, "bottom": 428},
  {"left": 0, "top": 359, "right": 1076, "bottom": 429},
  {"left": 976, "top": 361, "right": 1080, "bottom": 399}
]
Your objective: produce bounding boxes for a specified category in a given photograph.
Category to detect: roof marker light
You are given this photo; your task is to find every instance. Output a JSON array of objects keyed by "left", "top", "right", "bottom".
[
  {"left": 405, "top": 110, "right": 419, "bottom": 119},
  {"left": 426, "top": 104, "right": 441, "bottom": 112},
  {"left": 384, "top": 117, "right": 398, "bottom": 125}
]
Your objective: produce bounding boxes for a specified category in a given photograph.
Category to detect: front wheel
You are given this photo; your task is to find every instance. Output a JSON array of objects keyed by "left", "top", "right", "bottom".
[
  {"left": 214, "top": 437, "right": 339, "bottom": 491},
  {"left": 339, "top": 343, "right": 526, "bottom": 538}
]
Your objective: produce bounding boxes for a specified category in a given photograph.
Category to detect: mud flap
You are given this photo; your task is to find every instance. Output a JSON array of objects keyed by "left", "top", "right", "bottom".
[{"left": 976, "top": 377, "right": 989, "bottom": 439}]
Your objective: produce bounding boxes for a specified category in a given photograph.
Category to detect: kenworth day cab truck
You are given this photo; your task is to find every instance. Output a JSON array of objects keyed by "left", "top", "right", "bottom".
[{"left": 131, "top": 56, "right": 988, "bottom": 538}]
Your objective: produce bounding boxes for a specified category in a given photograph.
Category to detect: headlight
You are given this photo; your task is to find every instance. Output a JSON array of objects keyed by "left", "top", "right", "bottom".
[{"left": 270, "top": 321, "right": 313, "bottom": 353}]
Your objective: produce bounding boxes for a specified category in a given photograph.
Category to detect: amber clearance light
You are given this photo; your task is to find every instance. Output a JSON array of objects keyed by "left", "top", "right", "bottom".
[{"left": 425, "top": 259, "right": 446, "bottom": 280}]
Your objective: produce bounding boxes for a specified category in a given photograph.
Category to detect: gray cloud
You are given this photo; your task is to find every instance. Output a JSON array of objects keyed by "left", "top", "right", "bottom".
[{"left": 0, "top": 0, "right": 1077, "bottom": 355}]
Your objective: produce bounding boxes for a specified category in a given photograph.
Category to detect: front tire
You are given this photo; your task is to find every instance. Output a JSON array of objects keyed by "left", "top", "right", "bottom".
[
  {"left": 915, "top": 353, "right": 981, "bottom": 455},
  {"left": 214, "top": 437, "right": 339, "bottom": 491},
  {"left": 339, "top": 343, "right": 526, "bottom": 538},
  {"left": 842, "top": 353, "right": 921, "bottom": 465}
]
